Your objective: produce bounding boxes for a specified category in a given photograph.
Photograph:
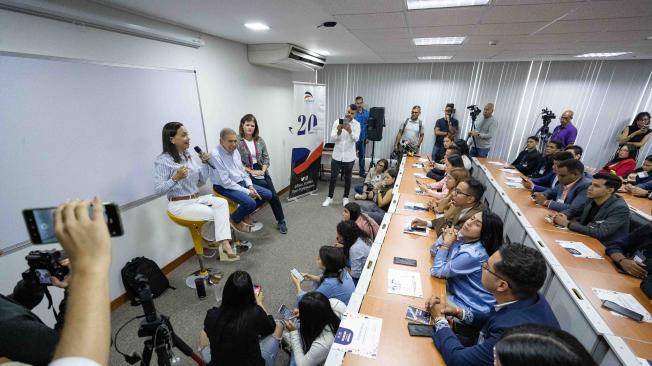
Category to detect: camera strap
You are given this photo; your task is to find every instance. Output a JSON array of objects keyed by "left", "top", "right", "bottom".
[{"left": 42, "top": 285, "right": 58, "bottom": 319}]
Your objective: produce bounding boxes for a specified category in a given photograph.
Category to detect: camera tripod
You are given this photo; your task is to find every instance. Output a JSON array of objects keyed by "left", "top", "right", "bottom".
[
  {"left": 139, "top": 314, "right": 204, "bottom": 366},
  {"left": 535, "top": 120, "right": 552, "bottom": 152}
]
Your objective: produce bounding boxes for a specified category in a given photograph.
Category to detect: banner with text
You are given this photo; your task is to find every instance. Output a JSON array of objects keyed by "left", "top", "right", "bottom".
[{"left": 288, "top": 83, "right": 325, "bottom": 200}]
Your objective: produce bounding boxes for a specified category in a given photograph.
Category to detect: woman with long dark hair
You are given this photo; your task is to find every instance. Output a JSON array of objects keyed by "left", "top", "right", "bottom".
[
  {"left": 201, "top": 271, "right": 283, "bottom": 366},
  {"left": 617, "top": 112, "right": 652, "bottom": 150},
  {"left": 154, "top": 122, "right": 238, "bottom": 261},
  {"left": 430, "top": 210, "right": 503, "bottom": 314},
  {"left": 495, "top": 325, "right": 596, "bottom": 366},
  {"left": 354, "top": 158, "right": 389, "bottom": 200},
  {"left": 359, "top": 169, "right": 398, "bottom": 224},
  {"left": 237, "top": 114, "right": 288, "bottom": 234},
  {"left": 282, "top": 292, "right": 346, "bottom": 366},
  {"left": 291, "top": 246, "right": 355, "bottom": 305},
  {"left": 343, "top": 202, "right": 379, "bottom": 239},
  {"left": 599, "top": 143, "right": 637, "bottom": 177},
  {"left": 336, "top": 220, "right": 372, "bottom": 285}
]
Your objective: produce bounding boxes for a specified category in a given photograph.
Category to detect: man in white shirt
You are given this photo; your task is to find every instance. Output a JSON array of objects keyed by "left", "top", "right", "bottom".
[
  {"left": 393, "top": 105, "right": 424, "bottom": 166},
  {"left": 323, "top": 104, "right": 361, "bottom": 207}
]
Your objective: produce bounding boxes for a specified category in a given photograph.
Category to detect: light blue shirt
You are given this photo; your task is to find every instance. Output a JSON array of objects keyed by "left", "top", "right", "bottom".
[
  {"left": 349, "top": 238, "right": 371, "bottom": 278},
  {"left": 356, "top": 108, "right": 369, "bottom": 140},
  {"left": 153, "top": 152, "right": 208, "bottom": 199},
  {"left": 209, "top": 145, "right": 252, "bottom": 194},
  {"left": 430, "top": 236, "right": 495, "bottom": 314},
  {"left": 297, "top": 272, "right": 355, "bottom": 305}
]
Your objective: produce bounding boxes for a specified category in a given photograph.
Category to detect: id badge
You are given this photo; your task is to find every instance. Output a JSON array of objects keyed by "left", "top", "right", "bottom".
[
  {"left": 638, "top": 171, "right": 649, "bottom": 179},
  {"left": 539, "top": 166, "right": 545, "bottom": 175},
  {"left": 556, "top": 197, "right": 564, "bottom": 203},
  {"left": 633, "top": 250, "right": 646, "bottom": 264}
]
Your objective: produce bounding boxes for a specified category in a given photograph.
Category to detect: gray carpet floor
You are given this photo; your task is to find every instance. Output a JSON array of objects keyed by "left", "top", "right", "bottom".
[{"left": 109, "top": 177, "right": 362, "bottom": 366}]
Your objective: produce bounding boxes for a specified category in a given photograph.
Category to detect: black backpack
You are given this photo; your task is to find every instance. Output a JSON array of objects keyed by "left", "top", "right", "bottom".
[{"left": 121, "top": 257, "right": 175, "bottom": 305}]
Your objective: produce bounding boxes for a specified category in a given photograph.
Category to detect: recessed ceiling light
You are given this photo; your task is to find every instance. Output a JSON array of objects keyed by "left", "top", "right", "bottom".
[
  {"left": 418, "top": 56, "right": 453, "bottom": 60},
  {"left": 244, "top": 22, "right": 270, "bottom": 31},
  {"left": 414, "top": 37, "right": 465, "bottom": 45},
  {"left": 406, "top": 0, "right": 491, "bottom": 10},
  {"left": 574, "top": 52, "right": 631, "bottom": 58},
  {"left": 647, "top": 36, "right": 652, "bottom": 40},
  {"left": 312, "top": 49, "right": 330, "bottom": 56}
]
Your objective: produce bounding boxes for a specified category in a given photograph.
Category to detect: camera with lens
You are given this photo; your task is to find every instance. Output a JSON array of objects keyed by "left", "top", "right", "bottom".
[
  {"left": 22, "top": 249, "right": 69, "bottom": 286},
  {"left": 467, "top": 105, "right": 481, "bottom": 120},
  {"left": 541, "top": 108, "right": 556, "bottom": 126}
]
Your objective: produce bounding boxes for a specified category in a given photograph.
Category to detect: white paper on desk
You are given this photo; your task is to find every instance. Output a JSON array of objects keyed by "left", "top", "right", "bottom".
[
  {"left": 555, "top": 240, "right": 603, "bottom": 259},
  {"left": 505, "top": 182, "right": 525, "bottom": 189},
  {"left": 506, "top": 176, "right": 523, "bottom": 182},
  {"left": 387, "top": 268, "right": 423, "bottom": 297},
  {"left": 403, "top": 223, "right": 430, "bottom": 237},
  {"left": 488, "top": 161, "right": 504, "bottom": 166},
  {"left": 412, "top": 163, "right": 424, "bottom": 168},
  {"left": 413, "top": 172, "right": 427, "bottom": 178},
  {"left": 593, "top": 288, "right": 652, "bottom": 323},
  {"left": 332, "top": 313, "right": 382, "bottom": 359},
  {"left": 404, "top": 202, "right": 428, "bottom": 211},
  {"left": 499, "top": 168, "right": 519, "bottom": 174},
  {"left": 419, "top": 158, "right": 429, "bottom": 163}
]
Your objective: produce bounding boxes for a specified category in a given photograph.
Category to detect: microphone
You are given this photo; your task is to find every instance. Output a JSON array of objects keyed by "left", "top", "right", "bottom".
[{"left": 194, "top": 146, "right": 215, "bottom": 169}]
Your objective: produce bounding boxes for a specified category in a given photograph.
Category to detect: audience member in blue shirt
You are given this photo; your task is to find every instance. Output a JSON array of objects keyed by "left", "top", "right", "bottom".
[
  {"left": 522, "top": 151, "right": 574, "bottom": 192},
  {"left": 354, "top": 96, "right": 369, "bottom": 176},
  {"left": 427, "top": 243, "right": 560, "bottom": 366},
  {"left": 532, "top": 159, "right": 590, "bottom": 213},
  {"left": 336, "top": 220, "right": 371, "bottom": 285},
  {"left": 292, "top": 246, "right": 355, "bottom": 305},
  {"left": 430, "top": 210, "right": 503, "bottom": 314}
]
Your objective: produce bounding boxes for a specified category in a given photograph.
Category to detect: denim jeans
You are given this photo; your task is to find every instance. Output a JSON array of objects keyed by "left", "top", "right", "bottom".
[
  {"left": 200, "top": 335, "right": 280, "bottom": 366},
  {"left": 250, "top": 165, "right": 285, "bottom": 223},
  {"left": 471, "top": 147, "right": 490, "bottom": 158},
  {"left": 356, "top": 140, "right": 366, "bottom": 175},
  {"left": 213, "top": 181, "right": 272, "bottom": 223}
]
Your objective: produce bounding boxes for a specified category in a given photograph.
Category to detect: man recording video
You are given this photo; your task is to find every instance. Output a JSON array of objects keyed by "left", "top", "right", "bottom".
[{"left": 0, "top": 255, "right": 70, "bottom": 365}]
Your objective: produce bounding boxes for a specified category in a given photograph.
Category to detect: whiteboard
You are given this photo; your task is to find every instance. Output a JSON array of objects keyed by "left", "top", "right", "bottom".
[{"left": 0, "top": 52, "right": 206, "bottom": 251}]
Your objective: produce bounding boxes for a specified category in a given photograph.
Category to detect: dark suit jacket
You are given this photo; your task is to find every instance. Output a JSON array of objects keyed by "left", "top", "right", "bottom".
[
  {"left": 433, "top": 294, "right": 560, "bottom": 366},
  {"left": 431, "top": 201, "right": 485, "bottom": 234},
  {"left": 511, "top": 149, "right": 542, "bottom": 176},
  {"left": 543, "top": 176, "right": 590, "bottom": 213},
  {"left": 604, "top": 224, "right": 652, "bottom": 299},
  {"left": 562, "top": 194, "right": 630, "bottom": 244}
]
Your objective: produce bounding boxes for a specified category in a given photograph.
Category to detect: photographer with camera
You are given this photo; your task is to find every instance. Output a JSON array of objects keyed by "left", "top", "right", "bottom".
[
  {"left": 468, "top": 103, "right": 497, "bottom": 158},
  {"left": 549, "top": 110, "right": 577, "bottom": 148},
  {"left": 0, "top": 253, "right": 70, "bottom": 365}
]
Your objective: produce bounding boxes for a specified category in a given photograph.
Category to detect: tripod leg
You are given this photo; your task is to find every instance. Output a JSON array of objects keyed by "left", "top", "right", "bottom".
[
  {"left": 155, "top": 343, "right": 172, "bottom": 366},
  {"left": 141, "top": 340, "right": 153, "bottom": 366}
]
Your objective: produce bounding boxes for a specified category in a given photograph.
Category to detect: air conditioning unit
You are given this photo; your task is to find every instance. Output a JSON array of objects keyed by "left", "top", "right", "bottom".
[{"left": 247, "top": 44, "right": 326, "bottom": 71}]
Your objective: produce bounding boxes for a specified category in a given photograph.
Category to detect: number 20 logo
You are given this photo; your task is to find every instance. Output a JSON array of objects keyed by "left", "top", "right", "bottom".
[{"left": 297, "top": 114, "right": 318, "bottom": 135}]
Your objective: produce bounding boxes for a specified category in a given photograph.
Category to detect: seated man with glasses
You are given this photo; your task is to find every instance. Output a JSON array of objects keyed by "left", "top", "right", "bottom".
[
  {"left": 411, "top": 178, "right": 485, "bottom": 234},
  {"left": 426, "top": 243, "right": 560, "bottom": 366},
  {"left": 393, "top": 105, "right": 424, "bottom": 166}
]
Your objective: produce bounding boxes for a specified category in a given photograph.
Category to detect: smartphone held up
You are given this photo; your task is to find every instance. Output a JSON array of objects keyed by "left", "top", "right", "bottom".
[{"left": 23, "top": 202, "right": 124, "bottom": 244}]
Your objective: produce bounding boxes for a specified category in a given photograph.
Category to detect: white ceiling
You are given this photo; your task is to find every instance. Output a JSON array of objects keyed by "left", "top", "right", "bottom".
[{"left": 98, "top": 0, "right": 652, "bottom": 63}]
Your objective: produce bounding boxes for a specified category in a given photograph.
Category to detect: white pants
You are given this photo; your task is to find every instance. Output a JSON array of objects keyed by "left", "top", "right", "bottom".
[{"left": 167, "top": 195, "right": 231, "bottom": 242}]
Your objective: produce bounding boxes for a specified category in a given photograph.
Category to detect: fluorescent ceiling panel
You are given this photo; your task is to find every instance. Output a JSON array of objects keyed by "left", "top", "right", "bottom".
[
  {"left": 574, "top": 52, "right": 631, "bottom": 58},
  {"left": 418, "top": 55, "right": 453, "bottom": 60},
  {"left": 407, "top": 0, "right": 491, "bottom": 10},
  {"left": 414, "top": 36, "right": 466, "bottom": 45}
]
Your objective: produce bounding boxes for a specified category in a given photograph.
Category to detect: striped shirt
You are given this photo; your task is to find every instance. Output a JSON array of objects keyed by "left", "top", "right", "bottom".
[
  {"left": 154, "top": 152, "right": 208, "bottom": 199},
  {"left": 209, "top": 145, "right": 252, "bottom": 194}
]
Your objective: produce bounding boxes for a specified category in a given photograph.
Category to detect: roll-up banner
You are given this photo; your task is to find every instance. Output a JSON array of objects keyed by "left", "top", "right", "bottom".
[{"left": 288, "top": 82, "right": 326, "bottom": 200}]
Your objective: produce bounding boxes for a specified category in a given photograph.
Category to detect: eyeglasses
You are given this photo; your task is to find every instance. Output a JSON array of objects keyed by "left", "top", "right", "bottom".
[
  {"left": 482, "top": 261, "right": 511, "bottom": 288},
  {"left": 453, "top": 188, "right": 471, "bottom": 197}
]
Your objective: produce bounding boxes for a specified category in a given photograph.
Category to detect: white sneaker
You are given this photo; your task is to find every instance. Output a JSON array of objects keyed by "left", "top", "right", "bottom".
[
  {"left": 342, "top": 197, "right": 350, "bottom": 206},
  {"left": 322, "top": 197, "right": 333, "bottom": 207}
]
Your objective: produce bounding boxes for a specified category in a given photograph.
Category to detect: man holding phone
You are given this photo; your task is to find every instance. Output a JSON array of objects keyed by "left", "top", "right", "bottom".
[
  {"left": 323, "top": 104, "right": 361, "bottom": 207},
  {"left": 605, "top": 218, "right": 652, "bottom": 299}
]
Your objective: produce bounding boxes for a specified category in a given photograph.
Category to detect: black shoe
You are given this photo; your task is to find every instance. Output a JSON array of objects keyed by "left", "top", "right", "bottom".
[{"left": 278, "top": 221, "right": 288, "bottom": 234}]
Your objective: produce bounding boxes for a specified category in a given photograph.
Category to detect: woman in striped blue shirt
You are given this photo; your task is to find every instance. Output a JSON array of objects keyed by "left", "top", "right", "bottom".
[{"left": 154, "top": 122, "right": 238, "bottom": 261}]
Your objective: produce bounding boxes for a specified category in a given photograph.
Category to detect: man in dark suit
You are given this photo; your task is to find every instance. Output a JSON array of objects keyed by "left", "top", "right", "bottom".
[
  {"left": 605, "top": 218, "right": 652, "bottom": 299},
  {"left": 411, "top": 178, "right": 485, "bottom": 234},
  {"left": 533, "top": 159, "right": 590, "bottom": 213},
  {"left": 427, "top": 243, "right": 559, "bottom": 366},
  {"left": 511, "top": 136, "right": 543, "bottom": 176},
  {"left": 522, "top": 151, "right": 574, "bottom": 193},
  {"left": 553, "top": 172, "right": 630, "bottom": 243},
  {"left": 530, "top": 139, "right": 562, "bottom": 178}
]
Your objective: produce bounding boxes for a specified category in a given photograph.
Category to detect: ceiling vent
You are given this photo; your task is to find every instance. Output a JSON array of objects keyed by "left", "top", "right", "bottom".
[{"left": 247, "top": 43, "right": 326, "bottom": 71}]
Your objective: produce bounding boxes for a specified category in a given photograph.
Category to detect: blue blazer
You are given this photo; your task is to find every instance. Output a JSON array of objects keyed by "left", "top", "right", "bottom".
[
  {"left": 433, "top": 293, "right": 560, "bottom": 366},
  {"left": 543, "top": 176, "right": 590, "bottom": 212},
  {"left": 531, "top": 171, "right": 556, "bottom": 192}
]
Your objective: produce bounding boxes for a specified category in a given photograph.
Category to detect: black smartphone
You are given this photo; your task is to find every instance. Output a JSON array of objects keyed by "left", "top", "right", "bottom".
[
  {"left": 279, "top": 304, "right": 293, "bottom": 320},
  {"left": 23, "top": 203, "right": 123, "bottom": 244},
  {"left": 602, "top": 300, "right": 644, "bottom": 322},
  {"left": 407, "top": 323, "right": 432, "bottom": 337},
  {"left": 195, "top": 278, "right": 207, "bottom": 299},
  {"left": 338, "top": 118, "right": 344, "bottom": 125},
  {"left": 394, "top": 257, "right": 417, "bottom": 267},
  {"left": 410, "top": 226, "right": 426, "bottom": 232}
]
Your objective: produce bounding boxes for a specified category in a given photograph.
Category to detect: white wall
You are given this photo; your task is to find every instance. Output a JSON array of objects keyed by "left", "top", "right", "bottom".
[
  {"left": 320, "top": 61, "right": 652, "bottom": 169},
  {"left": 0, "top": 9, "right": 293, "bottom": 325}
]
